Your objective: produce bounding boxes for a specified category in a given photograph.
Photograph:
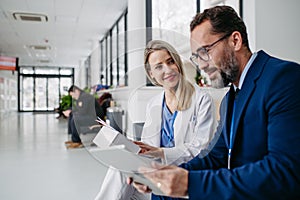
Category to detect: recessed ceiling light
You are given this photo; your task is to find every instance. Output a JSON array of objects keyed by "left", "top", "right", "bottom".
[
  {"left": 38, "top": 59, "right": 51, "bottom": 63},
  {"left": 13, "top": 12, "right": 48, "bottom": 22},
  {"left": 28, "top": 45, "right": 51, "bottom": 50}
]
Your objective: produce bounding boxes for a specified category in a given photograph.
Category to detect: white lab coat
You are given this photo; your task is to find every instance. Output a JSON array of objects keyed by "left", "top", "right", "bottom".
[
  {"left": 142, "top": 84, "right": 217, "bottom": 165},
  {"left": 94, "top": 84, "right": 217, "bottom": 200}
]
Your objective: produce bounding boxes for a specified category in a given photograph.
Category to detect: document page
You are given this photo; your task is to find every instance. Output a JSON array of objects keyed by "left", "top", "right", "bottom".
[
  {"left": 93, "top": 126, "right": 141, "bottom": 153},
  {"left": 89, "top": 145, "right": 165, "bottom": 195}
]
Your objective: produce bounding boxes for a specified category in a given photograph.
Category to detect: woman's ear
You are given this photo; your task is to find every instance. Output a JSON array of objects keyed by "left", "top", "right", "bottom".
[{"left": 149, "top": 70, "right": 154, "bottom": 79}]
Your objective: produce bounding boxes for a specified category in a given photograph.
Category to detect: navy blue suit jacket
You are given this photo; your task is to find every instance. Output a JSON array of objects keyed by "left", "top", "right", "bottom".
[{"left": 179, "top": 50, "right": 300, "bottom": 199}]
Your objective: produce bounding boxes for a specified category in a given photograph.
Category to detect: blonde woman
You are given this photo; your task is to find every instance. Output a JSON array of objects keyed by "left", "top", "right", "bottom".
[{"left": 95, "top": 40, "right": 217, "bottom": 200}]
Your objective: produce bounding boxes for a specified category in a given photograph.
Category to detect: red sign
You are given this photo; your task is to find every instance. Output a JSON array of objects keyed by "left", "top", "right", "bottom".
[{"left": 0, "top": 56, "right": 18, "bottom": 71}]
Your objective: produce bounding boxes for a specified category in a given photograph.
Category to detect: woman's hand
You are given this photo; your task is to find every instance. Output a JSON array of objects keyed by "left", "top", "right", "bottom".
[{"left": 134, "top": 141, "right": 164, "bottom": 159}]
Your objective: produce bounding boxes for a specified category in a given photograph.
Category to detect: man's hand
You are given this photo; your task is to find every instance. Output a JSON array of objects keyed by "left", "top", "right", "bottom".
[
  {"left": 62, "top": 109, "right": 72, "bottom": 117},
  {"left": 127, "top": 177, "right": 152, "bottom": 193},
  {"left": 128, "top": 163, "right": 189, "bottom": 198}
]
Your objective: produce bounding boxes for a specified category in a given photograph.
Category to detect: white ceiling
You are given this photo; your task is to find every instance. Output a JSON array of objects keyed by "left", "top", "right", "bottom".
[{"left": 0, "top": 0, "right": 127, "bottom": 68}]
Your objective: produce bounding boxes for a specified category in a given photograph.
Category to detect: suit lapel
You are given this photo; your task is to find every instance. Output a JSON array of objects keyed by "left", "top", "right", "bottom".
[
  {"left": 231, "top": 51, "right": 269, "bottom": 147},
  {"left": 223, "top": 86, "right": 235, "bottom": 148}
]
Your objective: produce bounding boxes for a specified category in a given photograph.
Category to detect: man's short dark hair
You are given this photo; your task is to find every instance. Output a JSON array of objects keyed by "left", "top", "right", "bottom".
[
  {"left": 190, "top": 5, "right": 250, "bottom": 50},
  {"left": 68, "top": 85, "right": 82, "bottom": 93}
]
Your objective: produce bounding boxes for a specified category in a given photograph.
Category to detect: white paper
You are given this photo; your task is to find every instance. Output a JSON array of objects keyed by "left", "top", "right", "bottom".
[
  {"left": 93, "top": 126, "right": 141, "bottom": 153},
  {"left": 89, "top": 145, "right": 165, "bottom": 196},
  {"left": 91, "top": 136, "right": 189, "bottom": 198}
]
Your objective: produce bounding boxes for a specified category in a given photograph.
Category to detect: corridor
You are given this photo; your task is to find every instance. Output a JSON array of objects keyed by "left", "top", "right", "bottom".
[{"left": 0, "top": 112, "right": 107, "bottom": 200}]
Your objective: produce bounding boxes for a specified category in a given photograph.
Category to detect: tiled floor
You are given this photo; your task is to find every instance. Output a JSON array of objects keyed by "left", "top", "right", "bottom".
[{"left": 0, "top": 112, "right": 108, "bottom": 200}]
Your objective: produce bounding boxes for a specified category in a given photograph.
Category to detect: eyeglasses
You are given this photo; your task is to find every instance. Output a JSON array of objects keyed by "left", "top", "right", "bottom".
[{"left": 190, "top": 33, "right": 231, "bottom": 66}]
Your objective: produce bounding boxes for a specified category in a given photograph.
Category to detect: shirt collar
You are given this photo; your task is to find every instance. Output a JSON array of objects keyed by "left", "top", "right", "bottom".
[{"left": 236, "top": 52, "right": 257, "bottom": 90}]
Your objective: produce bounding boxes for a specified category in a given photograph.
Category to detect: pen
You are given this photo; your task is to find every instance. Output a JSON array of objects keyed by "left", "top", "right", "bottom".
[{"left": 96, "top": 117, "right": 116, "bottom": 131}]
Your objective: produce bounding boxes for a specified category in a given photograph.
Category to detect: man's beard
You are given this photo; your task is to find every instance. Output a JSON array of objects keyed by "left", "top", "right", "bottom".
[{"left": 211, "top": 47, "right": 239, "bottom": 88}]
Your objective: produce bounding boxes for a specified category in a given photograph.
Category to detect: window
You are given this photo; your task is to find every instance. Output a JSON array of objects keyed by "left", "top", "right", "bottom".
[
  {"left": 200, "top": 0, "right": 241, "bottom": 17},
  {"left": 101, "top": 38, "right": 107, "bottom": 85},
  {"left": 35, "top": 68, "right": 59, "bottom": 75},
  {"left": 146, "top": 0, "right": 199, "bottom": 86},
  {"left": 118, "top": 15, "right": 126, "bottom": 86},
  {"left": 99, "top": 9, "right": 128, "bottom": 87},
  {"left": 107, "top": 34, "right": 111, "bottom": 86},
  {"left": 60, "top": 68, "right": 73, "bottom": 75},
  {"left": 20, "top": 67, "right": 34, "bottom": 74},
  {"left": 85, "top": 56, "right": 91, "bottom": 88},
  {"left": 112, "top": 26, "right": 118, "bottom": 86},
  {"left": 151, "top": 0, "right": 197, "bottom": 52}
]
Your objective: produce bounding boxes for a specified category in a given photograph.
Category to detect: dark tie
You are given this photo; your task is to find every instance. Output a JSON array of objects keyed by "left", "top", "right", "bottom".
[
  {"left": 235, "top": 88, "right": 240, "bottom": 99},
  {"left": 229, "top": 88, "right": 239, "bottom": 120},
  {"left": 228, "top": 88, "right": 240, "bottom": 169}
]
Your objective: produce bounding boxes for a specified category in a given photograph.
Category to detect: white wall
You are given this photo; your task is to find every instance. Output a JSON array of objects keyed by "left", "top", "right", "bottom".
[
  {"left": 90, "top": 41, "right": 101, "bottom": 86},
  {"left": 244, "top": 0, "right": 300, "bottom": 63},
  {"left": 127, "top": 0, "right": 147, "bottom": 88},
  {"left": 75, "top": 59, "right": 87, "bottom": 88}
]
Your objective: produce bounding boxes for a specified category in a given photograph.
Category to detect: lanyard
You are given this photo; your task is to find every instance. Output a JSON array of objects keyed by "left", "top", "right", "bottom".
[{"left": 228, "top": 100, "right": 236, "bottom": 170}]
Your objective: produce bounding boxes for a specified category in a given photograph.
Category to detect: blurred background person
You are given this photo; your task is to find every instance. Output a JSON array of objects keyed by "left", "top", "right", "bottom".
[{"left": 64, "top": 85, "right": 104, "bottom": 149}]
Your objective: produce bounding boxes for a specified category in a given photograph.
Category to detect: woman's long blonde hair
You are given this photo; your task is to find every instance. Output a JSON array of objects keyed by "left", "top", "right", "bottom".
[{"left": 144, "top": 40, "right": 195, "bottom": 111}]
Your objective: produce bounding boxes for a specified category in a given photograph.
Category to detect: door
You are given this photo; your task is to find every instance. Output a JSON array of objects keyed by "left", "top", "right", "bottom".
[
  {"left": 20, "top": 76, "right": 73, "bottom": 111},
  {"left": 34, "top": 77, "right": 60, "bottom": 111},
  {"left": 35, "top": 77, "right": 47, "bottom": 110},
  {"left": 21, "top": 76, "right": 34, "bottom": 111}
]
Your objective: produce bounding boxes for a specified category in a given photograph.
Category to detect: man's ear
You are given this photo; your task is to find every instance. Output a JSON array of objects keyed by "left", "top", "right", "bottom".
[{"left": 230, "top": 31, "right": 243, "bottom": 51}]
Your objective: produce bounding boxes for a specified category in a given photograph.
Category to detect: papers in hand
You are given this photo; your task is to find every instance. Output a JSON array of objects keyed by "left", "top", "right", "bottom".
[
  {"left": 89, "top": 145, "right": 164, "bottom": 196},
  {"left": 93, "top": 124, "right": 141, "bottom": 154}
]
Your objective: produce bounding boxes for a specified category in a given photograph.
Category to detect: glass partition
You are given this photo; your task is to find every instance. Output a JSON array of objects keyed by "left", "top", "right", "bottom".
[{"left": 19, "top": 66, "right": 74, "bottom": 111}]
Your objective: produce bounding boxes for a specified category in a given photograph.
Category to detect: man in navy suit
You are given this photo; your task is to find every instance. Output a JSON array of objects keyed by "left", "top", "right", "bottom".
[{"left": 130, "top": 5, "right": 300, "bottom": 199}]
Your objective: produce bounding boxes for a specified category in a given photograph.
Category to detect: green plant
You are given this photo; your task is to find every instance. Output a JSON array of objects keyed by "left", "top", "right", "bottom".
[
  {"left": 83, "top": 87, "right": 99, "bottom": 99},
  {"left": 195, "top": 73, "right": 207, "bottom": 87},
  {"left": 60, "top": 95, "right": 72, "bottom": 110}
]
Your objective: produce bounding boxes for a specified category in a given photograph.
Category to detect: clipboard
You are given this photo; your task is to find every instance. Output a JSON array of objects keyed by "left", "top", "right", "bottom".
[{"left": 89, "top": 145, "right": 165, "bottom": 196}]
